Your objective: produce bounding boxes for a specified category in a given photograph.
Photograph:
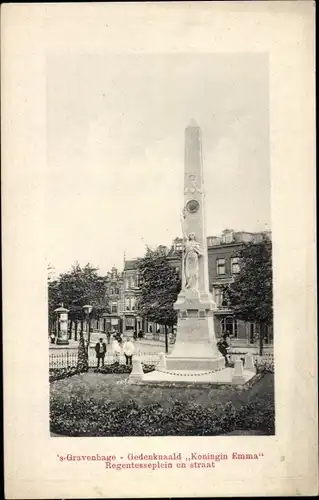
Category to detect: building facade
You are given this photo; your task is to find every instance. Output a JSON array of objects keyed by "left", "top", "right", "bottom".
[
  {"left": 102, "top": 229, "right": 273, "bottom": 346},
  {"left": 100, "top": 266, "right": 123, "bottom": 334}
]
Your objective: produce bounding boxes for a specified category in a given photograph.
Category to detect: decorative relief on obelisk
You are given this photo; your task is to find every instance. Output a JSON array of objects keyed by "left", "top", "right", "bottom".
[
  {"left": 184, "top": 173, "right": 202, "bottom": 194},
  {"left": 185, "top": 199, "right": 200, "bottom": 214}
]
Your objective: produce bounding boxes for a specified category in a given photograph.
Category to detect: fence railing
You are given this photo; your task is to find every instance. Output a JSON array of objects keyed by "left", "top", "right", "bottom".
[
  {"left": 49, "top": 350, "right": 161, "bottom": 369},
  {"left": 49, "top": 348, "right": 274, "bottom": 370},
  {"left": 228, "top": 351, "right": 274, "bottom": 364}
]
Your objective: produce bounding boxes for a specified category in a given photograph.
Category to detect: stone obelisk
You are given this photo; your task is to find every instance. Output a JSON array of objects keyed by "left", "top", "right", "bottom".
[{"left": 165, "top": 120, "right": 224, "bottom": 371}]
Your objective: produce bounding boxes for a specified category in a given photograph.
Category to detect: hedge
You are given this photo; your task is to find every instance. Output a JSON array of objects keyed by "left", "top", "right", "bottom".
[
  {"left": 49, "top": 363, "right": 156, "bottom": 382},
  {"left": 50, "top": 396, "right": 275, "bottom": 437}
]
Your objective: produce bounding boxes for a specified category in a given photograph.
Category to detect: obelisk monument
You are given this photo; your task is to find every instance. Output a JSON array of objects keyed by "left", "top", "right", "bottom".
[{"left": 165, "top": 120, "right": 225, "bottom": 371}]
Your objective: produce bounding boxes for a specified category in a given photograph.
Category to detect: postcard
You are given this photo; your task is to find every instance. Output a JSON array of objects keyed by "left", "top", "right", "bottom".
[{"left": 2, "top": 2, "right": 317, "bottom": 498}]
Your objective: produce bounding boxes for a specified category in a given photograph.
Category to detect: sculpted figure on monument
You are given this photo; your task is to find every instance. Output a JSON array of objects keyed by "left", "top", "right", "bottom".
[{"left": 181, "top": 209, "right": 203, "bottom": 291}]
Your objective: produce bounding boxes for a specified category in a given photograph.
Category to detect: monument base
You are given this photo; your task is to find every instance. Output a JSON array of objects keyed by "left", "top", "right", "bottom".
[
  {"left": 166, "top": 355, "right": 225, "bottom": 371},
  {"left": 138, "top": 367, "right": 255, "bottom": 386}
]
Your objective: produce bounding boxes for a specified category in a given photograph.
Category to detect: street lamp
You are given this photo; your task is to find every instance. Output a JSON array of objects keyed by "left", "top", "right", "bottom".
[{"left": 82, "top": 304, "right": 93, "bottom": 349}]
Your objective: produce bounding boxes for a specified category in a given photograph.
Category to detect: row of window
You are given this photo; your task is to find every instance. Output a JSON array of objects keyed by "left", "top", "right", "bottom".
[
  {"left": 110, "top": 258, "right": 239, "bottom": 295},
  {"left": 109, "top": 277, "right": 139, "bottom": 296},
  {"left": 111, "top": 288, "right": 232, "bottom": 312},
  {"left": 220, "top": 318, "right": 272, "bottom": 344},
  {"left": 125, "top": 276, "right": 139, "bottom": 289},
  {"left": 216, "top": 257, "right": 240, "bottom": 275},
  {"left": 110, "top": 297, "right": 137, "bottom": 314}
]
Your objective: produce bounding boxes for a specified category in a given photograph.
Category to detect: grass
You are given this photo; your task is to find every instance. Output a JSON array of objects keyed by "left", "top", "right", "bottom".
[{"left": 50, "top": 371, "right": 274, "bottom": 408}]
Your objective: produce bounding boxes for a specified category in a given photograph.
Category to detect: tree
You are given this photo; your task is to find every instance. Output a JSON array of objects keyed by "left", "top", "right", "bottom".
[
  {"left": 77, "top": 335, "right": 89, "bottom": 373},
  {"left": 48, "top": 262, "right": 110, "bottom": 337},
  {"left": 137, "top": 247, "right": 181, "bottom": 351},
  {"left": 224, "top": 235, "right": 273, "bottom": 355}
]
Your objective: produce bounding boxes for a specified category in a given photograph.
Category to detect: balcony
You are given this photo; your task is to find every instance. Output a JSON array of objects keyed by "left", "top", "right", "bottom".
[{"left": 214, "top": 304, "right": 233, "bottom": 314}]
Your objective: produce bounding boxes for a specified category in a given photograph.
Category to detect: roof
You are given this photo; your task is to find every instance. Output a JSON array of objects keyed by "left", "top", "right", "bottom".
[{"left": 124, "top": 259, "right": 138, "bottom": 271}]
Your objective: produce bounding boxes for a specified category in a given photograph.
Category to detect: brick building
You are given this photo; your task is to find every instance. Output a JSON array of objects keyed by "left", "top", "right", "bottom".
[{"left": 99, "top": 266, "right": 123, "bottom": 334}]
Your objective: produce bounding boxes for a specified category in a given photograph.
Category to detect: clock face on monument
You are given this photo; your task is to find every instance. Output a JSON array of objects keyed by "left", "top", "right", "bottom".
[{"left": 186, "top": 199, "right": 200, "bottom": 214}]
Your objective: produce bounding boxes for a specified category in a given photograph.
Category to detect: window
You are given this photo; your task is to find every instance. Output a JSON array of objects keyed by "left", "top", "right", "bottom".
[
  {"left": 111, "top": 302, "right": 117, "bottom": 314},
  {"left": 231, "top": 257, "right": 240, "bottom": 274},
  {"left": 216, "top": 258, "right": 226, "bottom": 275},
  {"left": 125, "top": 317, "right": 135, "bottom": 330},
  {"left": 220, "top": 317, "right": 238, "bottom": 337},
  {"left": 125, "top": 298, "right": 130, "bottom": 311},
  {"left": 174, "top": 239, "right": 183, "bottom": 252}
]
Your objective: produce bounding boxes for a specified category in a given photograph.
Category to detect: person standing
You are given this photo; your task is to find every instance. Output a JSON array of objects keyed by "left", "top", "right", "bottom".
[
  {"left": 111, "top": 338, "right": 121, "bottom": 364},
  {"left": 123, "top": 337, "right": 135, "bottom": 366},
  {"left": 95, "top": 337, "right": 107, "bottom": 368},
  {"left": 217, "top": 333, "right": 230, "bottom": 367}
]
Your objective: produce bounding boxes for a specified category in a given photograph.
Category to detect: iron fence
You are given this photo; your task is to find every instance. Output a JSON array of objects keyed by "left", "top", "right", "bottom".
[
  {"left": 49, "top": 348, "right": 273, "bottom": 370},
  {"left": 228, "top": 351, "right": 274, "bottom": 364},
  {"left": 49, "top": 349, "right": 161, "bottom": 369}
]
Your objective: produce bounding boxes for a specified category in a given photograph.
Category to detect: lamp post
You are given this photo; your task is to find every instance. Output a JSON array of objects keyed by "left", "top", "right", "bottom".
[{"left": 82, "top": 304, "right": 93, "bottom": 351}]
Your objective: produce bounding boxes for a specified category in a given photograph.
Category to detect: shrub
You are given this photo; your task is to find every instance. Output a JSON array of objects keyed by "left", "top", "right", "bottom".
[
  {"left": 49, "top": 366, "right": 79, "bottom": 382},
  {"left": 255, "top": 359, "right": 274, "bottom": 374},
  {"left": 96, "top": 363, "right": 156, "bottom": 375},
  {"left": 50, "top": 394, "right": 275, "bottom": 437},
  {"left": 77, "top": 336, "right": 88, "bottom": 372},
  {"left": 234, "top": 400, "right": 275, "bottom": 434}
]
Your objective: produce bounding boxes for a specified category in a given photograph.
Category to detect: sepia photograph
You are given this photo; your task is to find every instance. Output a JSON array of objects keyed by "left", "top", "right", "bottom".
[
  {"left": 3, "top": 3, "right": 316, "bottom": 498},
  {"left": 47, "top": 53, "right": 274, "bottom": 437}
]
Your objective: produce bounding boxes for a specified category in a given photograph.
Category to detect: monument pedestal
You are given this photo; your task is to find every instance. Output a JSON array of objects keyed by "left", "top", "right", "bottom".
[
  {"left": 166, "top": 291, "right": 223, "bottom": 369},
  {"left": 166, "top": 298, "right": 225, "bottom": 371}
]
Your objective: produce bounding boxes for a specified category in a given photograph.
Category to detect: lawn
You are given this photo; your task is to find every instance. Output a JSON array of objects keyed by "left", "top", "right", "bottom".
[{"left": 50, "top": 371, "right": 275, "bottom": 437}]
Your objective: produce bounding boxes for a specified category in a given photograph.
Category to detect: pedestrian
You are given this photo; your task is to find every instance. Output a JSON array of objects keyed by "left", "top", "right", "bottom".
[
  {"left": 111, "top": 338, "right": 121, "bottom": 364},
  {"left": 123, "top": 337, "right": 135, "bottom": 366},
  {"left": 224, "top": 331, "right": 231, "bottom": 348},
  {"left": 95, "top": 337, "right": 107, "bottom": 368},
  {"left": 133, "top": 330, "right": 138, "bottom": 341},
  {"left": 217, "top": 333, "right": 231, "bottom": 367},
  {"left": 107, "top": 331, "right": 111, "bottom": 344}
]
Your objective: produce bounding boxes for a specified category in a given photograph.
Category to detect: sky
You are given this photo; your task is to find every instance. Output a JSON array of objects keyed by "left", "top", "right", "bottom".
[{"left": 46, "top": 53, "right": 270, "bottom": 277}]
